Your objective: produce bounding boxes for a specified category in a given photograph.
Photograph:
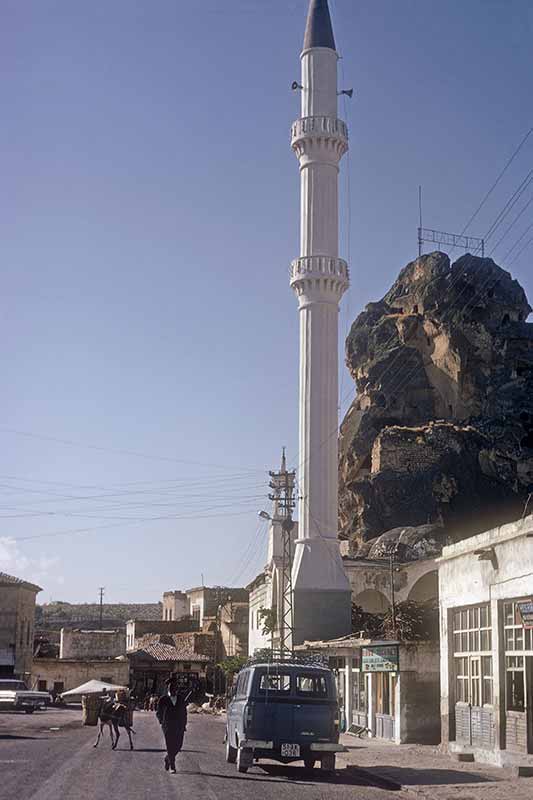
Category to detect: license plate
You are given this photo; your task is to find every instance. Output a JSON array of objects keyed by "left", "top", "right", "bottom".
[{"left": 281, "top": 744, "right": 300, "bottom": 757}]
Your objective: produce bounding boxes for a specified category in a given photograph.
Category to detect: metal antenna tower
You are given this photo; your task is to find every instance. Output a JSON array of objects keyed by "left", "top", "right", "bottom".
[{"left": 269, "top": 448, "right": 296, "bottom": 660}]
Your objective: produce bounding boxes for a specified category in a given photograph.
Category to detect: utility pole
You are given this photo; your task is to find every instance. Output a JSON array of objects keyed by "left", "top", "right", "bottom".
[
  {"left": 386, "top": 545, "right": 400, "bottom": 638},
  {"left": 98, "top": 587, "right": 105, "bottom": 630},
  {"left": 269, "top": 448, "right": 296, "bottom": 660}
]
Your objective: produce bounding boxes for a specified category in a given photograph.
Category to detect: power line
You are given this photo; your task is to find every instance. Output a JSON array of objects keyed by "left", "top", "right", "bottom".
[
  {"left": 9, "top": 506, "right": 259, "bottom": 543},
  {"left": 0, "top": 426, "right": 264, "bottom": 473},
  {"left": 450, "top": 125, "right": 533, "bottom": 247}
]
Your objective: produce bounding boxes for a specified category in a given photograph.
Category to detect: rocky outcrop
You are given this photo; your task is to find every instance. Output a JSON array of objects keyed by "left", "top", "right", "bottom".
[{"left": 339, "top": 252, "right": 533, "bottom": 554}]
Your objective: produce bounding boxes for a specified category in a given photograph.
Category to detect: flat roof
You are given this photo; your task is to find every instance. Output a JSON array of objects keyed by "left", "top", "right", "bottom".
[{"left": 437, "top": 514, "right": 533, "bottom": 563}]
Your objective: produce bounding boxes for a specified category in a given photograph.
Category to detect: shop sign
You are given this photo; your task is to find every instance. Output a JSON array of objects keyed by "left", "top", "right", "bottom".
[
  {"left": 362, "top": 645, "right": 399, "bottom": 672},
  {"left": 517, "top": 600, "right": 533, "bottom": 629}
]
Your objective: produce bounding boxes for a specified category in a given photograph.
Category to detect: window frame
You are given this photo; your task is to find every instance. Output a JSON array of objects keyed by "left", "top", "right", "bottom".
[{"left": 452, "top": 603, "right": 493, "bottom": 707}]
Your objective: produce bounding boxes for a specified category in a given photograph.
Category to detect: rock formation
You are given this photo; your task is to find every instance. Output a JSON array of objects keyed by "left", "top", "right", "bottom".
[{"left": 339, "top": 252, "right": 533, "bottom": 555}]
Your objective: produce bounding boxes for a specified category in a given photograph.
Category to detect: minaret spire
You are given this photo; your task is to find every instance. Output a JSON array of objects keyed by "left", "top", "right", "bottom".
[{"left": 303, "top": 0, "right": 336, "bottom": 51}]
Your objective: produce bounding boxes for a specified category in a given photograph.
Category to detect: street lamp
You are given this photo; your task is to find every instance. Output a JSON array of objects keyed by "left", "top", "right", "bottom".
[{"left": 258, "top": 511, "right": 271, "bottom": 521}]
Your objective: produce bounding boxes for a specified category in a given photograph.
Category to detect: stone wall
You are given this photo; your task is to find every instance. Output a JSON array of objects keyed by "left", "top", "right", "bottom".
[
  {"left": 126, "top": 619, "right": 198, "bottom": 651},
  {"left": 31, "top": 658, "right": 129, "bottom": 693},
  {"left": 60, "top": 628, "right": 126, "bottom": 660},
  {"left": 371, "top": 426, "right": 448, "bottom": 474},
  {"left": 0, "top": 582, "right": 40, "bottom": 679}
]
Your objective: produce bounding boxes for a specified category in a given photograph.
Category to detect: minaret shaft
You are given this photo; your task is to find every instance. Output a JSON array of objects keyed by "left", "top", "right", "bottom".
[{"left": 288, "top": 0, "right": 351, "bottom": 645}]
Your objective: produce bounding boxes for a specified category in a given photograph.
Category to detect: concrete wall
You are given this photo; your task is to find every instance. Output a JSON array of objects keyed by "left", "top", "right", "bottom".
[
  {"left": 398, "top": 641, "right": 441, "bottom": 744},
  {"left": 438, "top": 514, "right": 533, "bottom": 765},
  {"left": 60, "top": 628, "right": 126, "bottom": 660},
  {"left": 31, "top": 658, "right": 129, "bottom": 692},
  {"left": 0, "top": 584, "right": 40, "bottom": 679}
]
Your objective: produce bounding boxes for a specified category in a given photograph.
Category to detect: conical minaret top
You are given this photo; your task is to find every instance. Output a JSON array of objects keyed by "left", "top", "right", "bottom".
[{"left": 303, "top": 0, "right": 336, "bottom": 51}]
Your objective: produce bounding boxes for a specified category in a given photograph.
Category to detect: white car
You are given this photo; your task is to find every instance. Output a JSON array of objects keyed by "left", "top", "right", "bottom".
[{"left": 0, "top": 679, "right": 51, "bottom": 713}]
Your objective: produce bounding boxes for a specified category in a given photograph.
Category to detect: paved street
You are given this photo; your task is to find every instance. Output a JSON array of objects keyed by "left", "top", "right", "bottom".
[{"left": 0, "top": 708, "right": 399, "bottom": 800}]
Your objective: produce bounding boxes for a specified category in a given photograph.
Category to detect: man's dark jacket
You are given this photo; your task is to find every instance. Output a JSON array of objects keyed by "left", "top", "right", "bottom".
[{"left": 156, "top": 694, "right": 187, "bottom": 732}]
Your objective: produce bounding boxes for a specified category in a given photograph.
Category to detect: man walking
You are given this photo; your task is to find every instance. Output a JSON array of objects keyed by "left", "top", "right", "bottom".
[{"left": 156, "top": 676, "right": 187, "bottom": 773}]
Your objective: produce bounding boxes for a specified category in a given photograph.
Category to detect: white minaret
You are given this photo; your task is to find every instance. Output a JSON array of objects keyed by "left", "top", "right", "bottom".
[{"left": 289, "top": 0, "right": 351, "bottom": 644}]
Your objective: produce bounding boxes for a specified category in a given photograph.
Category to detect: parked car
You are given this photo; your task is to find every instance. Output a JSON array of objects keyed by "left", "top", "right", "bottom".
[
  {"left": 0, "top": 679, "right": 51, "bottom": 713},
  {"left": 225, "top": 662, "right": 346, "bottom": 774}
]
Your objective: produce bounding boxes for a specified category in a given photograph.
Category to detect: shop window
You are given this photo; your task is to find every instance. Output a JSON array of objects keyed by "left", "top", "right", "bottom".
[
  {"left": 481, "top": 656, "right": 493, "bottom": 705},
  {"left": 506, "top": 656, "right": 525, "bottom": 712},
  {"left": 38, "top": 680, "right": 47, "bottom": 692},
  {"left": 452, "top": 604, "right": 493, "bottom": 707},
  {"left": 503, "top": 600, "right": 533, "bottom": 652},
  {"left": 455, "top": 656, "right": 469, "bottom": 703},
  {"left": 376, "top": 672, "right": 395, "bottom": 716},
  {"left": 452, "top": 604, "right": 492, "bottom": 654},
  {"left": 352, "top": 671, "right": 367, "bottom": 713}
]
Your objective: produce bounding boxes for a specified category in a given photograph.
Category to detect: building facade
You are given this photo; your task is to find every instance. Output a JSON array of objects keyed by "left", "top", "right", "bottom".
[
  {"left": 31, "top": 657, "right": 129, "bottom": 694},
  {"left": 0, "top": 572, "right": 41, "bottom": 679},
  {"left": 297, "top": 636, "right": 440, "bottom": 745},
  {"left": 162, "top": 591, "right": 189, "bottom": 621},
  {"left": 439, "top": 514, "right": 533, "bottom": 765}
]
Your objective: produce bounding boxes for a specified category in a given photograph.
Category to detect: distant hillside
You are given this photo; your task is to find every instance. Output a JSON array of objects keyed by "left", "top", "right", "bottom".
[{"left": 36, "top": 601, "right": 162, "bottom": 629}]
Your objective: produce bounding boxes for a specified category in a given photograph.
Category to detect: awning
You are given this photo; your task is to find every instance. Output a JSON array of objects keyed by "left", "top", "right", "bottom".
[{"left": 60, "top": 679, "right": 127, "bottom": 699}]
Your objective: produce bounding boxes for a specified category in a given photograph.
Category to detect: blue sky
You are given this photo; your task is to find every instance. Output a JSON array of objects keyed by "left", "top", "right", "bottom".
[{"left": 1, "top": 0, "right": 532, "bottom": 603}]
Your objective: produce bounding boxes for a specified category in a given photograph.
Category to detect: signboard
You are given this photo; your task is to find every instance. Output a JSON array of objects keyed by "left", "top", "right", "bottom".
[
  {"left": 362, "top": 645, "right": 399, "bottom": 673},
  {"left": 517, "top": 600, "right": 533, "bottom": 630}
]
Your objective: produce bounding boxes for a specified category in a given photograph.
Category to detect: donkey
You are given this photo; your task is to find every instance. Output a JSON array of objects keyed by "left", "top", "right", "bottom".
[{"left": 93, "top": 697, "right": 135, "bottom": 750}]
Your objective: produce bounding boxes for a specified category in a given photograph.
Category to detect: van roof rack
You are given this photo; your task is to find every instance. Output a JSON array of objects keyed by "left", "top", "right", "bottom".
[{"left": 245, "top": 649, "right": 329, "bottom": 668}]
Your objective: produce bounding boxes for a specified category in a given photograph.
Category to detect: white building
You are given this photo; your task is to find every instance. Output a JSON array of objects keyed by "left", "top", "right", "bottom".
[
  {"left": 439, "top": 514, "right": 533, "bottom": 766},
  {"left": 247, "top": 508, "right": 299, "bottom": 656}
]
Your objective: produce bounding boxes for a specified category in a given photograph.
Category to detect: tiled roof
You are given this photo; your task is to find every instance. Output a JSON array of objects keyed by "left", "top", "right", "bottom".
[
  {"left": 0, "top": 572, "right": 42, "bottom": 592},
  {"left": 133, "top": 642, "right": 210, "bottom": 663}
]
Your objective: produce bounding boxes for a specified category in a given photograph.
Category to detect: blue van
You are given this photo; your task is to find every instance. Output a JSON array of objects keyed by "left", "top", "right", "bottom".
[{"left": 225, "top": 662, "right": 346, "bottom": 774}]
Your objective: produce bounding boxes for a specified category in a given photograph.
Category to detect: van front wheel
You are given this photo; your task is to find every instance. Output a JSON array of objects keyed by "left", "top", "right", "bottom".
[
  {"left": 237, "top": 747, "right": 253, "bottom": 773},
  {"left": 303, "top": 758, "right": 316, "bottom": 770},
  {"left": 225, "top": 736, "right": 237, "bottom": 764}
]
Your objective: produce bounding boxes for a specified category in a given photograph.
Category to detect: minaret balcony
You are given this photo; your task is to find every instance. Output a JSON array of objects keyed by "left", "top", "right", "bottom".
[
  {"left": 290, "top": 255, "right": 349, "bottom": 303},
  {"left": 291, "top": 116, "right": 348, "bottom": 161}
]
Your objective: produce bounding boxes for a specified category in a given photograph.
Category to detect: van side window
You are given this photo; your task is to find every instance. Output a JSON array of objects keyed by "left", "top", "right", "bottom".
[
  {"left": 235, "top": 671, "right": 249, "bottom": 699},
  {"left": 258, "top": 672, "right": 291, "bottom": 694},
  {"left": 296, "top": 674, "right": 328, "bottom": 696}
]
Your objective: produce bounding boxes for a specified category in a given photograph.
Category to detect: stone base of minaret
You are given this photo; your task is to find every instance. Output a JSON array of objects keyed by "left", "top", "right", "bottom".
[{"left": 291, "top": 537, "right": 352, "bottom": 645}]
